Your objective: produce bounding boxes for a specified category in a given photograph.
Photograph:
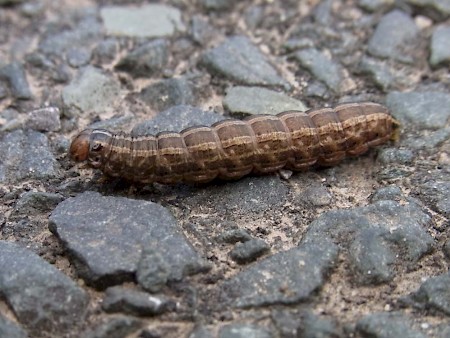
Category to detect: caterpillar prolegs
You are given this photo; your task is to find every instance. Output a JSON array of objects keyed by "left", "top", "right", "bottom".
[{"left": 69, "top": 102, "right": 399, "bottom": 184}]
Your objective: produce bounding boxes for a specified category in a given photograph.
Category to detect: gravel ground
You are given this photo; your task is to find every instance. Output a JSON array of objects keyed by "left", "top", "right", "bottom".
[{"left": 0, "top": 0, "right": 449, "bottom": 337}]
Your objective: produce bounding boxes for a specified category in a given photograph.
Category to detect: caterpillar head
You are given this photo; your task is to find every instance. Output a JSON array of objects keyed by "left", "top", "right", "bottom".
[{"left": 69, "top": 129, "right": 112, "bottom": 168}]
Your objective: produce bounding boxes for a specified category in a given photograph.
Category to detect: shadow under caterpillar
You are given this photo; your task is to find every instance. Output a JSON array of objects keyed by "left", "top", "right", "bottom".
[{"left": 69, "top": 102, "right": 399, "bottom": 184}]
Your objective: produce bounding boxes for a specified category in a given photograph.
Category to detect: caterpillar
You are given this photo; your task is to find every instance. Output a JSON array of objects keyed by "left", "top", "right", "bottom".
[{"left": 69, "top": 102, "right": 399, "bottom": 184}]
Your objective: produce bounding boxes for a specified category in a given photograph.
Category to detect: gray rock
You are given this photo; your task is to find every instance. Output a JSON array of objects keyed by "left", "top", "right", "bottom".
[
  {"left": 0, "top": 62, "right": 32, "bottom": 99},
  {"left": 407, "top": 127, "right": 450, "bottom": 150},
  {"left": 49, "top": 191, "right": 209, "bottom": 289},
  {"left": 296, "top": 184, "right": 333, "bottom": 207},
  {"left": 220, "top": 237, "right": 338, "bottom": 307},
  {"left": 102, "top": 286, "right": 172, "bottom": 316},
  {"left": 230, "top": 238, "right": 270, "bottom": 264},
  {"left": 189, "top": 325, "right": 215, "bottom": 338},
  {"left": 419, "top": 180, "right": 450, "bottom": 217},
  {"left": 430, "top": 25, "right": 450, "bottom": 67},
  {"left": 293, "top": 48, "right": 355, "bottom": 94},
  {"left": 131, "top": 105, "right": 223, "bottom": 136},
  {"left": 410, "top": 273, "right": 450, "bottom": 315},
  {"left": 0, "top": 81, "right": 7, "bottom": 99},
  {"left": 191, "top": 15, "right": 215, "bottom": 45},
  {"left": 444, "top": 240, "right": 450, "bottom": 260},
  {"left": 367, "top": 10, "right": 420, "bottom": 64},
  {"left": 61, "top": 66, "right": 121, "bottom": 117},
  {"left": 139, "top": 77, "right": 196, "bottom": 112},
  {"left": 136, "top": 247, "right": 170, "bottom": 293},
  {"left": 201, "top": 36, "right": 289, "bottom": 89},
  {"left": 38, "top": 13, "right": 102, "bottom": 57},
  {"left": 303, "top": 200, "right": 434, "bottom": 285},
  {"left": 217, "top": 229, "right": 252, "bottom": 244},
  {"left": 223, "top": 86, "right": 307, "bottom": 116},
  {"left": 272, "top": 310, "right": 341, "bottom": 338},
  {"left": 115, "top": 39, "right": 169, "bottom": 77},
  {"left": 92, "top": 38, "right": 118, "bottom": 64},
  {"left": 406, "top": 0, "right": 450, "bottom": 21},
  {"left": 187, "top": 176, "right": 289, "bottom": 214},
  {"left": 358, "top": 0, "right": 395, "bottom": 12},
  {"left": 0, "top": 130, "right": 59, "bottom": 183},
  {"left": 377, "top": 148, "right": 414, "bottom": 165},
  {"left": 370, "top": 185, "right": 403, "bottom": 202},
  {"left": 15, "top": 191, "right": 64, "bottom": 214},
  {"left": 100, "top": 4, "right": 185, "bottom": 38},
  {"left": 66, "top": 47, "right": 91, "bottom": 68},
  {"left": 359, "top": 56, "right": 398, "bottom": 91},
  {"left": 243, "top": 6, "right": 264, "bottom": 30},
  {"left": 219, "top": 323, "right": 272, "bottom": 338},
  {"left": 386, "top": 91, "right": 450, "bottom": 130},
  {"left": 0, "top": 241, "right": 89, "bottom": 337},
  {"left": 313, "top": 0, "right": 333, "bottom": 25},
  {"left": 200, "top": 0, "right": 235, "bottom": 11},
  {"left": 355, "top": 312, "right": 426, "bottom": 338},
  {"left": 0, "top": 314, "right": 27, "bottom": 338},
  {"left": 25, "top": 106, "right": 61, "bottom": 132},
  {"left": 83, "top": 316, "right": 142, "bottom": 338}
]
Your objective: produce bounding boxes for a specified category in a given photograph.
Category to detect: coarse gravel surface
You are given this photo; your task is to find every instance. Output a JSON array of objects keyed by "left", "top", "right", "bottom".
[{"left": 0, "top": 0, "right": 450, "bottom": 337}]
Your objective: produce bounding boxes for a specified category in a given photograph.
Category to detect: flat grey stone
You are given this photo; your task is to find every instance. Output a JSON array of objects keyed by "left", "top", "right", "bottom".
[
  {"left": 38, "top": 12, "right": 102, "bottom": 57},
  {"left": 0, "top": 314, "right": 27, "bottom": 338},
  {"left": 430, "top": 25, "right": 450, "bottom": 67},
  {"left": 25, "top": 106, "right": 61, "bottom": 132},
  {"left": 219, "top": 323, "right": 273, "bottom": 338},
  {"left": 217, "top": 229, "right": 252, "bottom": 244},
  {"left": 115, "top": 39, "right": 168, "bottom": 77},
  {"left": 377, "top": 148, "right": 414, "bottom": 165},
  {"left": 230, "top": 238, "right": 270, "bottom": 264},
  {"left": 139, "top": 77, "right": 196, "bottom": 112},
  {"left": 62, "top": 66, "right": 121, "bottom": 117},
  {"left": 92, "top": 38, "right": 118, "bottom": 64},
  {"left": 49, "top": 191, "right": 209, "bottom": 289},
  {"left": 272, "top": 310, "right": 341, "bottom": 338},
  {"left": 186, "top": 176, "right": 289, "bottom": 214},
  {"left": 136, "top": 247, "right": 171, "bottom": 293},
  {"left": 220, "top": 237, "right": 338, "bottom": 307},
  {"left": 407, "top": 127, "right": 450, "bottom": 150},
  {"left": 294, "top": 48, "right": 355, "bottom": 94},
  {"left": 131, "top": 105, "right": 223, "bottom": 137},
  {"left": 0, "top": 62, "right": 32, "bottom": 99},
  {"left": 200, "top": 0, "right": 236, "bottom": 11},
  {"left": 100, "top": 5, "right": 185, "bottom": 38},
  {"left": 303, "top": 200, "right": 434, "bottom": 285},
  {"left": 386, "top": 91, "right": 450, "bottom": 130},
  {"left": 419, "top": 180, "right": 450, "bottom": 217},
  {"left": 368, "top": 10, "right": 420, "bottom": 64},
  {"left": 102, "top": 286, "right": 172, "bottom": 316},
  {"left": 15, "top": 191, "right": 64, "bottom": 214},
  {"left": 370, "top": 186, "right": 403, "bottom": 203},
  {"left": 0, "top": 130, "right": 59, "bottom": 183},
  {"left": 189, "top": 325, "right": 214, "bottom": 338},
  {"left": 296, "top": 184, "right": 333, "bottom": 207},
  {"left": 201, "top": 36, "right": 289, "bottom": 89},
  {"left": 66, "top": 47, "right": 91, "bottom": 68},
  {"left": 355, "top": 312, "right": 426, "bottom": 338},
  {"left": 358, "top": 0, "right": 395, "bottom": 12},
  {"left": 410, "top": 273, "right": 450, "bottom": 315},
  {"left": 359, "top": 56, "right": 399, "bottom": 91},
  {"left": 223, "top": 86, "right": 307, "bottom": 116},
  {"left": 83, "top": 316, "right": 142, "bottom": 338},
  {"left": 0, "top": 241, "right": 89, "bottom": 337}
]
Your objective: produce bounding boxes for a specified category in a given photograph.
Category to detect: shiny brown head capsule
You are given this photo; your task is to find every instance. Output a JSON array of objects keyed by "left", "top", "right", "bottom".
[{"left": 69, "top": 129, "right": 113, "bottom": 168}]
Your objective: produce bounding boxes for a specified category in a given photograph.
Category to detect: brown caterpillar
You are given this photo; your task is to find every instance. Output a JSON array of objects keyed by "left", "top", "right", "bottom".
[{"left": 69, "top": 102, "right": 399, "bottom": 184}]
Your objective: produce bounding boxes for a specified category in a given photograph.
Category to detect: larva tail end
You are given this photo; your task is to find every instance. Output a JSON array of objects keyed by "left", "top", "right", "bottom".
[
  {"left": 390, "top": 117, "right": 401, "bottom": 142},
  {"left": 69, "top": 129, "right": 93, "bottom": 162}
]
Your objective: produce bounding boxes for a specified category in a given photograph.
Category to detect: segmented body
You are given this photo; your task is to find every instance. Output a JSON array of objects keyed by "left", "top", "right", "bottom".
[{"left": 69, "top": 102, "right": 398, "bottom": 184}]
